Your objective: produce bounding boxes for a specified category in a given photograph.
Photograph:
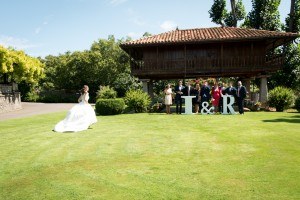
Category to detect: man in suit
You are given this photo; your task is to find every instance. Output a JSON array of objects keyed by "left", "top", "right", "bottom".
[
  {"left": 183, "top": 81, "right": 194, "bottom": 96},
  {"left": 200, "top": 80, "right": 211, "bottom": 111},
  {"left": 224, "top": 82, "right": 236, "bottom": 96},
  {"left": 174, "top": 80, "right": 185, "bottom": 114},
  {"left": 223, "top": 81, "right": 237, "bottom": 114},
  {"left": 236, "top": 81, "right": 247, "bottom": 114}
]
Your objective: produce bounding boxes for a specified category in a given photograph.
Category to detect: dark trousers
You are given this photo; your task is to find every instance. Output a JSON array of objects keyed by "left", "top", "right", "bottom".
[
  {"left": 237, "top": 97, "right": 244, "bottom": 114},
  {"left": 218, "top": 97, "right": 223, "bottom": 113},
  {"left": 176, "top": 99, "right": 183, "bottom": 114},
  {"left": 200, "top": 99, "right": 209, "bottom": 111}
]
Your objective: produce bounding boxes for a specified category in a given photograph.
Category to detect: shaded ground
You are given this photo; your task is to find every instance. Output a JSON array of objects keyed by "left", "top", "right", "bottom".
[{"left": 0, "top": 102, "right": 77, "bottom": 121}]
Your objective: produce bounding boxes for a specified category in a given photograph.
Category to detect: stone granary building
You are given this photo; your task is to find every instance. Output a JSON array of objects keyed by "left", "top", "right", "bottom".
[{"left": 120, "top": 27, "right": 299, "bottom": 103}]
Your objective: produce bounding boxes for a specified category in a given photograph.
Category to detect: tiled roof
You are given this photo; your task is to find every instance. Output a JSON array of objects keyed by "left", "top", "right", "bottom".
[{"left": 121, "top": 27, "right": 299, "bottom": 47}]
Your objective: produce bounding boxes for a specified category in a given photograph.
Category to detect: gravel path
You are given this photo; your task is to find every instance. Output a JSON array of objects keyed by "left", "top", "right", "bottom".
[{"left": 0, "top": 102, "right": 77, "bottom": 121}]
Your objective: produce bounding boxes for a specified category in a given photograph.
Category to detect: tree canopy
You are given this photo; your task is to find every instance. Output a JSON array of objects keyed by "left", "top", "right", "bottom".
[
  {"left": 209, "top": 0, "right": 246, "bottom": 27},
  {"left": 0, "top": 46, "right": 44, "bottom": 84},
  {"left": 40, "top": 35, "right": 140, "bottom": 98},
  {"left": 243, "top": 0, "right": 281, "bottom": 31}
]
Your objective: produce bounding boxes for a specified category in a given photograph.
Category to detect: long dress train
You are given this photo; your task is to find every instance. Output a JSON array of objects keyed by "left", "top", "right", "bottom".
[{"left": 54, "top": 93, "right": 97, "bottom": 132}]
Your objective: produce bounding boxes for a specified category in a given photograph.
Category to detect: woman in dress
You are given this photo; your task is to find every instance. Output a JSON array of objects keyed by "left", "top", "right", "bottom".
[
  {"left": 54, "top": 85, "right": 97, "bottom": 132},
  {"left": 193, "top": 83, "right": 201, "bottom": 114},
  {"left": 211, "top": 82, "right": 221, "bottom": 113},
  {"left": 164, "top": 84, "right": 173, "bottom": 114}
]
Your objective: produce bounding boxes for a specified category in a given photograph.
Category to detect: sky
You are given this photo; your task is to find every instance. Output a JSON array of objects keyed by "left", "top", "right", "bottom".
[{"left": 0, "top": 0, "right": 291, "bottom": 58}]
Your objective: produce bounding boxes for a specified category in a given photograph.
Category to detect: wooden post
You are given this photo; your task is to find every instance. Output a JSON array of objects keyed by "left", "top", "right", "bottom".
[
  {"left": 184, "top": 45, "right": 187, "bottom": 77},
  {"left": 221, "top": 43, "right": 223, "bottom": 72}
]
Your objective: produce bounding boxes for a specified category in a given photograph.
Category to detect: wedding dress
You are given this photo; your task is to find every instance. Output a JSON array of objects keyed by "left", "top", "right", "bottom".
[{"left": 54, "top": 93, "right": 97, "bottom": 132}]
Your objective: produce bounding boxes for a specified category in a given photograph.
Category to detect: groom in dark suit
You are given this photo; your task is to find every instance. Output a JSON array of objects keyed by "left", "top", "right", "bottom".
[
  {"left": 236, "top": 81, "right": 247, "bottom": 114},
  {"left": 174, "top": 80, "right": 185, "bottom": 114},
  {"left": 200, "top": 80, "right": 211, "bottom": 111}
]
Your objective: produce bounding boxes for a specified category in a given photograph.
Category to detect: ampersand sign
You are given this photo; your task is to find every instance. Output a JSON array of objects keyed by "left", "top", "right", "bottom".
[{"left": 201, "top": 102, "right": 214, "bottom": 114}]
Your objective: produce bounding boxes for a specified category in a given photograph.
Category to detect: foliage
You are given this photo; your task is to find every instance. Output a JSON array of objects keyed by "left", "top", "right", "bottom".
[
  {"left": 243, "top": 0, "right": 281, "bottom": 31},
  {"left": 112, "top": 72, "right": 141, "bottom": 97},
  {"left": 285, "top": 0, "right": 300, "bottom": 33},
  {"left": 95, "top": 98, "right": 125, "bottom": 115},
  {"left": 224, "top": 0, "right": 246, "bottom": 27},
  {"left": 24, "top": 88, "right": 39, "bottom": 102},
  {"left": 209, "top": 0, "right": 227, "bottom": 26},
  {"left": 268, "top": 86, "right": 295, "bottom": 111},
  {"left": 269, "top": 43, "right": 300, "bottom": 92},
  {"left": 40, "top": 35, "right": 131, "bottom": 100},
  {"left": 39, "top": 90, "right": 78, "bottom": 103},
  {"left": 124, "top": 89, "right": 151, "bottom": 113},
  {"left": 209, "top": 0, "right": 245, "bottom": 27},
  {"left": 153, "top": 80, "right": 175, "bottom": 96},
  {"left": 295, "top": 96, "right": 300, "bottom": 112},
  {"left": 96, "top": 85, "right": 117, "bottom": 99},
  {"left": 0, "top": 45, "right": 44, "bottom": 84}
]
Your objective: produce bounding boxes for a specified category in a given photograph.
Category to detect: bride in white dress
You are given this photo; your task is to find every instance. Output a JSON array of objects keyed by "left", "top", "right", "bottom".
[{"left": 54, "top": 85, "right": 97, "bottom": 132}]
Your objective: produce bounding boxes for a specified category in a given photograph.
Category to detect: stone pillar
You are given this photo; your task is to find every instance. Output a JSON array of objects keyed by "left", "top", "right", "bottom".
[
  {"left": 259, "top": 76, "right": 268, "bottom": 103},
  {"left": 244, "top": 78, "right": 251, "bottom": 99},
  {"left": 148, "top": 80, "right": 154, "bottom": 99},
  {"left": 140, "top": 79, "right": 154, "bottom": 98},
  {"left": 140, "top": 79, "right": 149, "bottom": 94}
]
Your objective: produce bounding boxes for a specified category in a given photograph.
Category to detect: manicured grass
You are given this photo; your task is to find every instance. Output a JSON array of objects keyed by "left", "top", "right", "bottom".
[{"left": 0, "top": 111, "right": 299, "bottom": 199}]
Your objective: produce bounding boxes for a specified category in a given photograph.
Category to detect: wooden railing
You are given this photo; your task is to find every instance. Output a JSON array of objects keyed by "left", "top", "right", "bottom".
[{"left": 131, "top": 55, "right": 284, "bottom": 76}]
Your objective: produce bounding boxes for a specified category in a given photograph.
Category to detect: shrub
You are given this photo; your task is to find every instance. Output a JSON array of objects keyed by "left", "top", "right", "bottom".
[
  {"left": 295, "top": 96, "right": 300, "bottom": 112},
  {"left": 95, "top": 98, "right": 125, "bottom": 115},
  {"left": 24, "top": 90, "right": 39, "bottom": 102},
  {"left": 39, "top": 90, "right": 78, "bottom": 103},
  {"left": 124, "top": 89, "right": 151, "bottom": 113},
  {"left": 96, "top": 86, "right": 117, "bottom": 99},
  {"left": 268, "top": 87, "right": 294, "bottom": 112}
]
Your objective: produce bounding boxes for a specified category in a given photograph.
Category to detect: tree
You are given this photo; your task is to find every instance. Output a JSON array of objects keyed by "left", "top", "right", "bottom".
[
  {"left": 209, "top": 0, "right": 227, "bottom": 26},
  {"left": 269, "top": 44, "right": 300, "bottom": 91},
  {"left": 285, "top": 0, "right": 300, "bottom": 32},
  {"left": 209, "top": 0, "right": 246, "bottom": 27},
  {"left": 243, "top": 0, "right": 281, "bottom": 31},
  {"left": 269, "top": 0, "right": 300, "bottom": 92},
  {"left": 225, "top": 0, "right": 246, "bottom": 27},
  {"left": 0, "top": 45, "right": 44, "bottom": 84},
  {"left": 40, "top": 35, "right": 134, "bottom": 100}
]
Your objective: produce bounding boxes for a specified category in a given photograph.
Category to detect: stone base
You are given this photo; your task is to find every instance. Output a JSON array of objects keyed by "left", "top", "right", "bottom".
[{"left": 0, "top": 92, "right": 22, "bottom": 113}]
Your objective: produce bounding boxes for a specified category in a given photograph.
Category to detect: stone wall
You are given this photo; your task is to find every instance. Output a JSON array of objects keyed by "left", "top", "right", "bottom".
[
  {"left": 0, "top": 84, "right": 22, "bottom": 113},
  {"left": 0, "top": 92, "right": 22, "bottom": 113}
]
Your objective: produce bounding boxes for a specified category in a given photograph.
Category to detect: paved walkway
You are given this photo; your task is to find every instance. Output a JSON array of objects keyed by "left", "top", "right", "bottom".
[{"left": 0, "top": 102, "right": 77, "bottom": 121}]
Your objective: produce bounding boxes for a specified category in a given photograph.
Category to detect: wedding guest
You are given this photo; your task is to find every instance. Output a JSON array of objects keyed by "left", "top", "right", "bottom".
[
  {"left": 54, "top": 85, "right": 97, "bottom": 132},
  {"left": 164, "top": 84, "right": 173, "bottom": 114},
  {"left": 211, "top": 82, "right": 221, "bottom": 113},
  {"left": 193, "top": 83, "right": 201, "bottom": 113},
  {"left": 236, "top": 81, "right": 247, "bottom": 114},
  {"left": 184, "top": 81, "right": 193, "bottom": 96},
  {"left": 200, "top": 80, "right": 211, "bottom": 110},
  {"left": 218, "top": 82, "right": 226, "bottom": 113},
  {"left": 223, "top": 81, "right": 237, "bottom": 114},
  {"left": 174, "top": 80, "right": 185, "bottom": 114},
  {"left": 224, "top": 81, "right": 236, "bottom": 96}
]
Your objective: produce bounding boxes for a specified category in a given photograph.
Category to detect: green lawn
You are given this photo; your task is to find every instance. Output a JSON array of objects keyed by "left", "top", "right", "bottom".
[{"left": 0, "top": 111, "right": 299, "bottom": 200}]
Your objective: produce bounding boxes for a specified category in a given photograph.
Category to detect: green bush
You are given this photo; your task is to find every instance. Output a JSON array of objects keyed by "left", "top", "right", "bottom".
[
  {"left": 124, "top": 90, "right": 151, "bottom": 113},
  {"left": 96, "top": 86, "right": 117, "bottom": 99},
  {"left": 268, "top": 87, "right": 295, "bottom": 112},
  {"left": 39, "top": 90, "right": 78, "bottom": 103},
  {"left": 95, "top": 98, "right": 125, "bottom": 115},
  {"left": 24, "top": 90, "right": 39, "bottom": 102},
  {"left": 295, "top": 96, "right": 300, "bottom": 112}
]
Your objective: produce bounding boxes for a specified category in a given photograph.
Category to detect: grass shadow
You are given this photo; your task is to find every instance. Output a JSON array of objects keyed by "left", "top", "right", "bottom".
[{"left": 262, "top": 114, "right": 300, "bottom": 124}]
